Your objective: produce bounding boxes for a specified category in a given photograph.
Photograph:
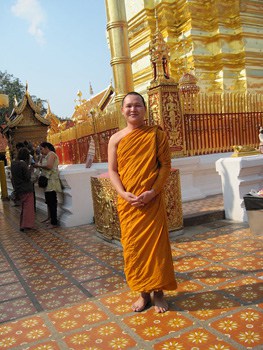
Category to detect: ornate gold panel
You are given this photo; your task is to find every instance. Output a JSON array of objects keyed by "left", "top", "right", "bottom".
[{"left": 91, "top": 169, "right": 183, "bottom": 241}]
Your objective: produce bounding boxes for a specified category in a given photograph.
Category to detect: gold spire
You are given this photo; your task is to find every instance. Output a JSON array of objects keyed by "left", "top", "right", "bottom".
[
  {"left": 25, "top": 81, "right": 29, "bottom": 95},
  {"left": 89, "top": 82, "right": 94, "bottom": 95},
  {"left": 149, "top": 9, "right": 173, "bottom": 85}
]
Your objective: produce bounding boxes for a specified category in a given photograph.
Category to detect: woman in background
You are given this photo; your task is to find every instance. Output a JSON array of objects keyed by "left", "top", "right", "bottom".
[
  {"left": 34, "top": 142, "right": 62, "bottom": 228},
  {"left": 11, "top": 147, "right": 35, "bottom": 232}
]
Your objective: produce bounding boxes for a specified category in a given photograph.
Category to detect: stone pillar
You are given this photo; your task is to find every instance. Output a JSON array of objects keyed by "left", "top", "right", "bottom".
[{"left": 105, "top": 0, "right": 134, "bottom": 128}]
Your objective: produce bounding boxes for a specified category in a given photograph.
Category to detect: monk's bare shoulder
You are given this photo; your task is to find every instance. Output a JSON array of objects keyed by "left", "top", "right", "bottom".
[{"left": 109, "top": 127, "right": 130, "bottom": 147}]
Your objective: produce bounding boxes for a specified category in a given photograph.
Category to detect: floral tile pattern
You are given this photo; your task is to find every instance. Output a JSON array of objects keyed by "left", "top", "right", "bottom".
[
  {"left": 0, "top": 196, "right": 262, "bottom": 349},
  {"left": 210, "top": 308, "right": 263, "bottom": 348},
  {"left": 63, "top": 322, "right": 137, "bottom": 349},
  {"left": 48, "top": 301, "right": 109, "bottom": 332},
  {"left": 0, "top": 316, "right": 51, "bottom": 348},
  {"left": 123, "top": 310, "right": 193, "bottom": 341}
]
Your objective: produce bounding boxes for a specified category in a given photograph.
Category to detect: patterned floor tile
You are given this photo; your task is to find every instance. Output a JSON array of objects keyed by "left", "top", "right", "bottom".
[
  {"left": 0, "top": 316, "right": 51, "bottom": 349},
  {"left": 35, "top": 286, "right": 88, "bottom": 310},
  {"left": 48, "top": 301, "right": 108, "bottom": 332},
  {"left": 123, "top": 310, "right": 193, "bottom": 341},
  {"left": 173, "top": 256, "right": 211, "bottom": 272},
  {"left": 189, "top": 266, "right": 241, "bottom": 287},
  {"left": 62, "top": 322, "right": 137, "bottom": 349},
  {"left": 227, "top": 239, "right": 263, "bottom": 253},
  {"left": 0, "top": 282, "right": 27, "bottom": 302},
  {"left": 19, "top": 264, "right": 59, "bottom": 280},
  {"left": 99, "top": 290, "right": 139, "bottom": 316},
  {"left": 27, "top": 273, "right": 71, "bottom": 293},
  {"left": 223, "top": 255, "right": 263, "bottom": 271},
  {"left": 198, "top": 247, "right": 241, "bottom": 261},
  {"left": 70, "top": 264, "right": 113, "bottom": 282},
  {"left": 26, "top": 341, "right": 61, "bottom": 350},
  {"left": 222, "top": 277, "right": 263, "bottom": 304},
  {"left": 0, "top": 297, "right": 38, "bottom": 323},
  {"left": 210, "top": 308, "right": 263, "bottom": 349},
  {"left": 13, "top": 256, "right": 50, "bottom": 269},
  {"left": 0, "top": 270, "right": 20, "bottom": 284},
  {"left": 172, "top": 291, "right": 241, "bottom": 321},
  {"left": 0, "top": 197, "right": 262, "bottom": 350},
  {"left": 82, "top": 274, "right": 127, "bottom": 296},
  {"left": 154, "top": 327, "right": 238, "bottom": 349},
  {"left": 0, "top": 259, "right": 10, "bottom": 272},
  {"left": 173, "top": 276, "right": 203, "bottom": 293},
  {"left": 174, "top": 240, "right": 214, "bottom": 253}
]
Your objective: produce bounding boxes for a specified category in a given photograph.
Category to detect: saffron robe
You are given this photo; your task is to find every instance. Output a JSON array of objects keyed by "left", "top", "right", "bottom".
[{"left": 117, "top": 125, "right": 177, "bottom": 292}]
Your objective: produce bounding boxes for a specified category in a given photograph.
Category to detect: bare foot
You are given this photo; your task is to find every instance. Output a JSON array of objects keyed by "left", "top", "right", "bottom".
[
  {"left": 153, "top": 291, "right": 168, "bottom": 313},
  {"left": 132, "top": 292, "right": 151, "bottom": 312}
]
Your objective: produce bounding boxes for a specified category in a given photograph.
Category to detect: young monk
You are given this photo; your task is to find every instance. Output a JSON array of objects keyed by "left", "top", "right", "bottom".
[{"left": 108, "top": 92, "right": 177, "bottom": 313}]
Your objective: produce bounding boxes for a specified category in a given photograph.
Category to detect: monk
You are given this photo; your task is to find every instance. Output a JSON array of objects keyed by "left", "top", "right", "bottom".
[{"left": 108, "top": 92, "right": 177, "bottom": 313}]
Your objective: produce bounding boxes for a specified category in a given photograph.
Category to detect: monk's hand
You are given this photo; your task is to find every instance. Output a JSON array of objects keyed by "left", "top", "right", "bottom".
[
  {"left": 137, "top": 189, "right": 156, "bottom": 205},
  {"left": 123, "top": 192, "right": 145, "bottom": 207}
]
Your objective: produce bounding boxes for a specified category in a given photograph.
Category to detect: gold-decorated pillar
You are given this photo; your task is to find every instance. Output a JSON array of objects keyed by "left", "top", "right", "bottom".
[
  {"left": 147, "top": 15, "right": 185, "bottom": 157},
  {"left": 105, "top": 0, "right": 134, "bottom": 128}
]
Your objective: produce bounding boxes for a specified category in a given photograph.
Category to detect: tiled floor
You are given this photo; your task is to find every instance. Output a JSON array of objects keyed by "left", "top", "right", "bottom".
[{"left": 0, "top": 196, "right": 262, "bottom": 349}]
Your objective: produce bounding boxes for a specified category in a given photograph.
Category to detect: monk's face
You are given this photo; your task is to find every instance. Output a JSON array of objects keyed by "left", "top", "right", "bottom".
[{"left": 121, "top": 94, "right": 146, "bottom": 127}]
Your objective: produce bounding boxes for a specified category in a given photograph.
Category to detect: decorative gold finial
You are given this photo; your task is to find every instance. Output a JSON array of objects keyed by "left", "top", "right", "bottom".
[
  {"left": 89, "top": 82, "right": 94, "bottom": 95},
  {"left": 74, "top": 90, "right": 82, "bottom": 105},
  {"left": 47, "top": 100, "right": 51, "bottom": 114},
  {"left": 149, "top": 7, "right": 172, "bottom": 85},
  {"left": 14, "top": 95, "right": 18, "bottom": 107}
]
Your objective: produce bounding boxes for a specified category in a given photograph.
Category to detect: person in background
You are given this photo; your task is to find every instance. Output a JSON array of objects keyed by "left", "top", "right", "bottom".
[
  {"left": 108, "top": 92, "right": 177, "bottom": 313},
  {"left": 34, "top": 142, "right": 62, "bottom": 228},
  {"left": 15, "top": 142, "right": 25, "bottom": 157},
  {"left": 11, "top": 147, "right": 35, "bottom": 232}
]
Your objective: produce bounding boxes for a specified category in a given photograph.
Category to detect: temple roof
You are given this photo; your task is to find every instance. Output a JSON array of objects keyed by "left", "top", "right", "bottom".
[
  {"left": 72, "top": 84, "right": 114, "bottom": 122},
  {"left": 7, "top": 86, "right": 50, "bottom": 128}
]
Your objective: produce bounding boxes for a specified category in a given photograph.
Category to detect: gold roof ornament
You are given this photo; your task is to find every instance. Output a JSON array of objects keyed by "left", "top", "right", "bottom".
[
  {"left": 14, "top": 95, "right": 18, "bottom": 107},
  {"left": 179, "top": 71, "right": 200, "bottom": 95},
  {"left": 149, "top": 9, "right": 174, "bottom": 86},
  {"left": 89, "top": 82, "right": 94, "bottom": 95}
]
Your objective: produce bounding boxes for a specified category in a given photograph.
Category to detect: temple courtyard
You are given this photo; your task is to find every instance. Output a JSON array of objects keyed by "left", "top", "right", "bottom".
[{"left": 0, "top": 195, "right": 262, "bottom": 349}]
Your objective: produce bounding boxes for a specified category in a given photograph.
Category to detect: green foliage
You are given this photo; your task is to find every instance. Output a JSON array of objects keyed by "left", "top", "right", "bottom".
[
  {"left": 0, "top": 70, "right": 47, "bottom": 125},
  {"left": 0, "top": 71, "right": 25, "bottom": 123}
]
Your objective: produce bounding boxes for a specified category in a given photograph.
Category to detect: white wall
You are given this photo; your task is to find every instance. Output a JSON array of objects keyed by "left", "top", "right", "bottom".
[{"left": 5, "top": 153, "right": 236, "bottom": 227}]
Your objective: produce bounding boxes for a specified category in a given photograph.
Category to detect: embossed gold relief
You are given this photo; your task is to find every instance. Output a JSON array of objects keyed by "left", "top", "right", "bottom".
[
  {"left": 91, "top": 170, "right": 183, "bottom": 241},
  {"left": 91, "top": 177, "right": 121, "bottom": 241},
  {"left": 126, "top": 0, "right": 263, "bottom": 95}
]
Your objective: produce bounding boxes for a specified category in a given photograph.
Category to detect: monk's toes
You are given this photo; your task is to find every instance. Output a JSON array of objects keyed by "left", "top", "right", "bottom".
[{"left": 155, "top": 305, "right": 168, "bottom": 313}]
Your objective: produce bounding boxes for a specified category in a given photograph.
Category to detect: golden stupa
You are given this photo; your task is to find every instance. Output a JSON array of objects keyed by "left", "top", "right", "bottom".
[{"left": 124, "top": 0, "right": 263, "bottom": 97}]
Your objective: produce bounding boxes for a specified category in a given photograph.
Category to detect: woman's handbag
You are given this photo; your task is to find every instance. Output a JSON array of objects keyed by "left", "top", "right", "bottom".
[{"left": 38, "top": 175, "right": 48, "bottom": 188}]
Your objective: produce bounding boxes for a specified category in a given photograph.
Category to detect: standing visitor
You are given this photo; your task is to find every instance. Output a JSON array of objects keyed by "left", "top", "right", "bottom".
[
  {"left": 11, "top": 147, "right": 35, "bottom": 232},
  {"left": 108, "top": 92, "right": 177, "bottom": 313},
  {"left": 34, "top": 142, "right": 62, "bottom": 228}
]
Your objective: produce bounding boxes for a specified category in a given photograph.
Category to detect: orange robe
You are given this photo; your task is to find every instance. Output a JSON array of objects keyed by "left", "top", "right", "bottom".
[{"left": 117, "top": 125, "right": 177, "bottom": 292}]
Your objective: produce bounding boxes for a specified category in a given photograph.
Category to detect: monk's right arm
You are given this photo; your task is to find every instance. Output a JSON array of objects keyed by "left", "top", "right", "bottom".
[{"left": 108, "top": 136, "right": 126, "bottom": 196}]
